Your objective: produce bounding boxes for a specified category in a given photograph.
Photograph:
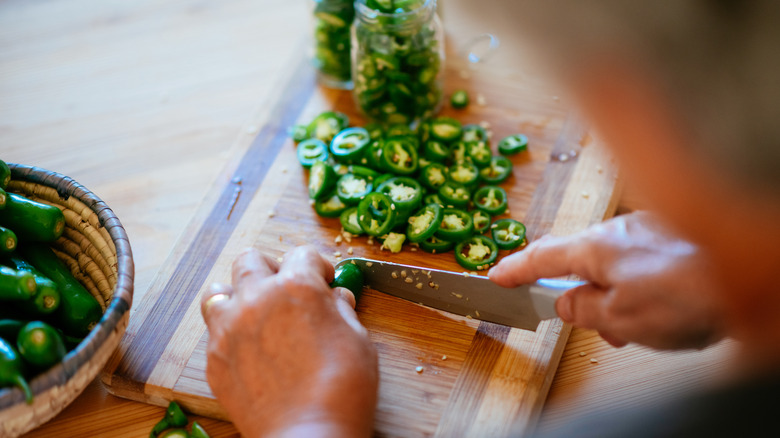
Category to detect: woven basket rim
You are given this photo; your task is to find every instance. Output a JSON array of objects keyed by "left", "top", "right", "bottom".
[{"left": 0, "top": 163, "right": 134, "bottom": 409}]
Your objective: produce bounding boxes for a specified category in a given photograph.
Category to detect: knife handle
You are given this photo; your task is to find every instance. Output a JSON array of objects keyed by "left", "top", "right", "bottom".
[{"left": 528, "top": 279, "right": 585, "bottom": 320}]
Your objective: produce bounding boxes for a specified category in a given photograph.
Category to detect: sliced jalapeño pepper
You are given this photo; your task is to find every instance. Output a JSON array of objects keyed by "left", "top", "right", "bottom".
[
  {"left": 364, "top": 122, "right": 385, "bottom": 140},
  {"left": 429, "top": 117, "right": 462, "bottom": 143},
  {"left": 376, "top": 176, "right": 422, "bottom": 214},
  {"left": 472, "top": 210, "right": 492, "bottom": 234},
  {"left": 366, "top": 139, "right": 386, "bottom": 171},
  {"left": 491, "top": 219, "right": 527, "bottom": 250},
  {"left": 307, "top": 111, "right": 349, "bottom": 143},
  {"left": 473, "top": 186, "right": 508, "bottom": 215},
  {"left": 406, "top": 203, "right": 442, "bottom": 243},
  {"left": 381, "top": 137, "right": 418, "bottom": 175},
  {"left": 461, "top": 124, "right": 488, "bottom": 143},
  {"left": 339, "top": 207, "right": 364, "bottom": 235},
  {"left": 357, "top": 192, "right": 397, "bottom": 236},
  {"left": 449, "top": 141, "right": 469, "bottom": 163},
  {"left": 419, "top": 235, "right": 455, "bottom": 254},
  {"left": 330, "top": 127, "right": 371, "bottom": 164},
  {"left": 450, "top": 89, "right": 469, "bottom": 109},
  {"left": 479, "top": 156, "right": 513, "bottom": 184},
  {"left": 438, "top": 181, "right": 471, "bottom": 209},
  {"left": 454, "top": 235, "right": 499, "bottom": 271},
  {"left": 435, "top": 208, "right": 473, "bottom": 242},
  {"left": 498, "top": 134, "right": 528, "bottom": 155},
  {"left": 423, "top": 193, "right": 444, "bottom": 206},
  {"left": 420, "top": 163, "right": 448, "bottom": 191},
  {"left": 288, "top": 124, "right": 309, "bottom": 142},
  {"left": 314, "top": 191, "right": 348, "bottom": 218},
  {"left": 336, "top": 173, "right": 373, "bottom": 205},
  {"left": 447, "top": 160, "right": 479, "bottom": 187},
  {"left": 466, "top": 141, "right": 492, "bottom": 168},
  {"left": 423, "top": 140, "right": 450, "bottom": 162},
  {"left": 297, "top": 138, "right": 329, "bottom": 168},
  {"left": 308, "top": 160, "right": 337, "bottom": 200}
]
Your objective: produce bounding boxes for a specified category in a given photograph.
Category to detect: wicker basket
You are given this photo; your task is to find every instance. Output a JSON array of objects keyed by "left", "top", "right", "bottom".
[{"left": 0, "top": 164, "right": 134, "bottom": 437}]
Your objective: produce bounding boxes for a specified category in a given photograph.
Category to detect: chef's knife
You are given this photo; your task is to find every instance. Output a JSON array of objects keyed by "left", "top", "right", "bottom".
[{"left": 336, "top": 257, "right": 584, "bottom": 331}]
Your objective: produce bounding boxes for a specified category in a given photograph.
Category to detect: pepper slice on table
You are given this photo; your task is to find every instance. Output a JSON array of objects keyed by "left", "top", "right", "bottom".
[
  {"left": 472, "top": 210, "right": 492, "bottom": 234},
  {"left": 314, "top": 191, "right": 349, "bottom": 218},
  {"left": 419, "top": 235, "right": 455, "bottom": 254},
  {"left": 423, "top": 140, "right": 450, "bottom": 162},
  {"left": 435, "top": 208, "right": 474, "bottom": 242},
  {"left": 381, "top": 137, "right": 419, "bottom": 175},
  {"left": 466, "top": 141, "right": 492, "bottom": 168},
  {"left": 450, "top": 89, "right": 469, "bottom": 109},
  {"left": 0, "top": 337, "right": 33, "bottom": 404},
  {"left": 454, "top": 235, "right": 499, "bottom": 271},
  {"left": 357, "top": 192, "right": 397, "bottom": 236},
  {"left": 429, "top": 117, "right": 463, "bottom": 143},
  {"left": 419, "top": 163, "right": 448, "bottom": 191},
  {"left": 438, "top": 181, "right": 471, "bottom": 209},
  {"left": 473, "top": 186, "right": 508, "bottom": 216},
  {"left": 330, "top": 127, "right": 371, "bottom": 164},
  {"left": 447, "top": 160, "right": 480, "bottom": 187},
  {"left": 296, "top": 138, "right": 329, "bottom": 168},
  {"left": 461, "top": 124, "right": 488, "bottom": 143},
  {"left": 336, "top": 173, "right": 373, "bottom": 206},
  {"left": 306, "top": 111, "right": 349, "bottom": 143},
  {"left": 339, "top": 207, "right": 364, "bottom": 235},
  {"left": 479, "top": 156, "right": 513, "bottom": 184},
  {"left": 308, "top": 160, "right": 338, "bottom": 200},
  {"left": 376, "top": 177, "right": 423, "bottom": 215},
  {"left": 406, "top": 203, "right": 443, "bottom": 243},
  {"left": 498, "top": 134, "right": 529, "bottom": 155},
  {"left": 491, "top": 218, "right": 527, "bottom": 250}
]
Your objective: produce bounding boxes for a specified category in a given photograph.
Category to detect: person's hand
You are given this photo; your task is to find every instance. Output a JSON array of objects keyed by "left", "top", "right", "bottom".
[
  {"left": 201, "top": 246, "right": 378, "bottom": 437},
  {"left": 488, "top": 212, "right": 726, "bottom": 350}
]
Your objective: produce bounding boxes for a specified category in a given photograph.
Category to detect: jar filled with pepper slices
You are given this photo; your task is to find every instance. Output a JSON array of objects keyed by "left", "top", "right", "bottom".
[
  {"left": 311, "top": 0, "right": 355, "bottom": 89},
  {"left": 352, "top": 0, "right": 444, "bottom": 125}
]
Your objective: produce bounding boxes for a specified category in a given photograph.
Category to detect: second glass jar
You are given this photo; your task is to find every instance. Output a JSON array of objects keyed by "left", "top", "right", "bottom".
[{"left": 352, "top": 0, "right": 444, "bottom": 125}]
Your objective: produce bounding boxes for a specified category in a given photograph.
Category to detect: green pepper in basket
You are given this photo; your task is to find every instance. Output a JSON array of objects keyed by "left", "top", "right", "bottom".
[
  {"left": 0, "top": 337, "right": 33, "bottom": 404},
  {"left": 0, "top": 192, "right": 65, "bottom": 242},
  {"left": 151, "top": 401, "right": 190, "bottom": 438},
  {"left": 0, "top": 159, "right": 10, "bottom": 190},
  {"left": 0, "top": 266, "right": 37, "bottom": 302},
  {"left": 3, "top": 254, "right": 61, "bottom": 315},
  {"left": 16, "top": 321, "right": 66, "bottom": 370},
  {"left": 0, "top": 226, "right": 17, "bottom": 253},
  {"left": 19, "top": 243, "right": 103, "bottom": 338}
]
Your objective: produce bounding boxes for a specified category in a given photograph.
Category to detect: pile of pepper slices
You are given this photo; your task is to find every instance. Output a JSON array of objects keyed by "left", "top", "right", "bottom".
[{"left": 292, "top": 111, "right": 530, "bottom": 271}]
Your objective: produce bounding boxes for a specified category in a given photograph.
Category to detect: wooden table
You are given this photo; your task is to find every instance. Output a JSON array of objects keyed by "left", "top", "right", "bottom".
[{"left": 1, "top": 1, "right": 735, "bottom": 436}]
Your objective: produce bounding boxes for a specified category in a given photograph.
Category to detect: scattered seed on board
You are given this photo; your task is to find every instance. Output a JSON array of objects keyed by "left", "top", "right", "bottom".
[
  {"left": 276, "top": 257, "right": 284, "bottom": 263},
  {"left": 334, "top": 235, "right": 343, "bottom": 244},
  {"left": 416, "top": 366, "right": 424, "bottom": 374},
  {"left": 476, "top": 93, "right": 487, "bottom": 106},
  {"left": 590, "top": 358, "right": 599, "bottom": 364},
  {"left": 404, "top": 277, "right": 413, "bottom": 284},
  {"left": 347, "top": 247, "right": 354, "bottom": 255},
  {"left": 579, "top": 352, "right": 587, "bottom": 357},
  {"left": 581, "top": 191, "right": 590, "bottom": 199},
  {"left": 415, "top": 282, "right": 423, "bottom": 289},
  {"left": 333, "top": 251, "right": 342, "bottom": 258},
  {"left": 441, "top": 355, "right": 448, "bottom": 361}
]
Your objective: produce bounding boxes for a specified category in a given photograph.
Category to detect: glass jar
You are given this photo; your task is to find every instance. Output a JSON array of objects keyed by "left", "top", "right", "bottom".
[
  {"left": 311, "top": 0, "right": 355, "bottom": 89},
  {"left": 352, "top": 0, "right": 444, "bottom": 125}
]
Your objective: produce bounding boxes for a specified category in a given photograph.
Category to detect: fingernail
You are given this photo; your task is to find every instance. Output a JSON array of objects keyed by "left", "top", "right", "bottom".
[{"left": 556, "top": 295, "right": 573, "bottom": 322}]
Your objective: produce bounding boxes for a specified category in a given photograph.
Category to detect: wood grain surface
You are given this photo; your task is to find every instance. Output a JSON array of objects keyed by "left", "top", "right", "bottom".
[{"left": 1, "top": 1, "right": 737, "bottom": 437}]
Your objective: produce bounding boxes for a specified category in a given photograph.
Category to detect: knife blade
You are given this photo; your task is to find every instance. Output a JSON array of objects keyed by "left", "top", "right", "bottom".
[{"left": 336, "top": 257, "right": 584, "bottom": 331}]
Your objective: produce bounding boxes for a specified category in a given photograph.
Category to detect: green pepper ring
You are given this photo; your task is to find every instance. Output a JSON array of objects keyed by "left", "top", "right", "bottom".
[
  {"left": 314, "top": 191, "right": 349, "bottom": 218},
  {"left": 498, "top": 134, "right": 529, "bottom": 155},
  {"left": 381, "top": 137, "right": 419, "bottom": 176},
  {"left": 435, "top": 208, "right": 474, "bottom": 242},
  {"left": 339, "top": 207, "right": 365, "bottom": 235},
  {"left": 473, "top": 185, "right": 508, "bottom": 216},
  {"left": 419, "top": 235, "right": 455, "bottom": 254},
  {"left": 357, "top": 192, "right": 397, "bottom": 236},
  {"left": 438, "top": 181, "right": 471, "bottom": 209},
  {"left": 454, "top": 235, "right": 499, "bottom": 271},
  {"left": 491, "top": 218, "right": 527, "bottom": 250},
  {"left": 336, "top": 173, "right": 373, "bottom": 206},
  {"left": 479, "top": 156, "right": 513, "bottom": 184},
  {"left": 376, "top": 176, "right": 423, "bottom": 214},
  {"left": 297, "top": 138, "right": 330, "bottom": 168},
  {"left": 406, "top": 203, "right": 443, "bottom": 243},
  {"left": 330, "top": 127, "right": 371, "bottom": 163},
  {"left": 472, "top": 210, "right": 492, "bottom": 234}
]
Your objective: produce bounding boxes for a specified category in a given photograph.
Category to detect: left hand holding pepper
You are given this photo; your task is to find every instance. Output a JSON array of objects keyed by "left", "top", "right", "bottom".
[{"left": 201, "top": 246, "right": 378, "bottom": 437}]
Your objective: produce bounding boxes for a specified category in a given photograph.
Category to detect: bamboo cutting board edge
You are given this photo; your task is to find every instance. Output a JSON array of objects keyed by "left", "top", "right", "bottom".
[{"left": 102, "top": 51, "right": 621, "bottom": 437}]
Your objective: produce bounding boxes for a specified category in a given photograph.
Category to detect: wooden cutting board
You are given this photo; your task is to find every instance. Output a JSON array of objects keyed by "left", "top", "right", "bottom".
[{"left": 102, "top": 52, "right": 620, "bottom": 437}]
